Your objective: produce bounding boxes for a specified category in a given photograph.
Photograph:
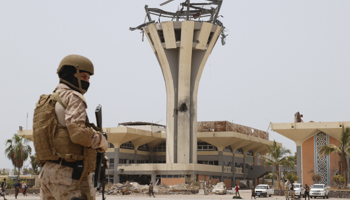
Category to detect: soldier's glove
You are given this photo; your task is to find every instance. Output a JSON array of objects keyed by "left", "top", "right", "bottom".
[{"left": 96, "top": 131, "right": 108, "bottom": 152}]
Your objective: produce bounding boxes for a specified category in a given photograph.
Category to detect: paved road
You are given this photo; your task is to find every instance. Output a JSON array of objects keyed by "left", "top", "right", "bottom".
[{"left": 2, "top": 193, "right": 341, "bottom": 200}]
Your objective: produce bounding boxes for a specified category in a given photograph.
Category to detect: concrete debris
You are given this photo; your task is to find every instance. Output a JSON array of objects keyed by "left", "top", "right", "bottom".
[{"left": 105, "top": 182, "right": 203, "bottom": 195}]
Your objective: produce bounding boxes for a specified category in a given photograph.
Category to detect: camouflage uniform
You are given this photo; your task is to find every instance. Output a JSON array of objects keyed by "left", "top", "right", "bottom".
[
  {"left": 40, "top": 83, "right": 107, "bottom": 200},
  {"left": 285, "top": 181, "right": 290, "bottom": 200}
]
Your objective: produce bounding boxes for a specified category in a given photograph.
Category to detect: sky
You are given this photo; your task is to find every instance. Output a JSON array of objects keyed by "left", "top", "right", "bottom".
[{"left": 1, "top": 0, "right": 350, "bottom": 170}]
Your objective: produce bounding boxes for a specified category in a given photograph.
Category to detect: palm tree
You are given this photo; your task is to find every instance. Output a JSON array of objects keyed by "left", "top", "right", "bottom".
[
  {"left": 261, "top": 140, "right": 292, "bottom": 189},
  {"left": 30, "top": 155, "right": 41, "bottom": 175},
  {"left": 5, "top": 134, "right": 32, "bottom": 179},
  {"left": 319, "top": 127, "right": 350, "bottom": 188}
]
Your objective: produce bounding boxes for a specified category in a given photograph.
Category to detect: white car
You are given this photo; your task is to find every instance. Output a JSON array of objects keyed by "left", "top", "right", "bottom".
[
  {"left": 212, "top": 182, "right": 227, "bottom": 195},
  {"left": 254, "top": 184, "right": 274, "bottom": 197},
  {"left": 293, "top": 183, "right": 306, "bottom": 198},
  {"left": 309, "top": 184, "right": 329, "bottom": 199}
]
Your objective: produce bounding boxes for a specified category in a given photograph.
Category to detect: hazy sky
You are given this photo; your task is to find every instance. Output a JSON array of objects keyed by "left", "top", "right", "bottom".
[{"left": 1, "top": 0, "right": 350, "bottom": 170}]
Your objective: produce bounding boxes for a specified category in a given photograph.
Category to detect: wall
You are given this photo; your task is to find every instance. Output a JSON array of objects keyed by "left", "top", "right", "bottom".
[
  {"left": 302, "top": 135, "right": 315, "bottom": 185},
  {"left": 211, "top": 179, "right": 220, "bottom": 185},
  {"left": 161, "top": 178, "right": 185, "bottom": 185},
  {"left": 224, "top": 179, "right": 232, "bottom": 189}
]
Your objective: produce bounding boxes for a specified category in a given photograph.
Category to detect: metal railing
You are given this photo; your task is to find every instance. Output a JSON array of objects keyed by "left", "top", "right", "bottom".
[
  {"left": 236, "top": 168, "right": 243, "bottom": 174},
  {"left": 224, "top": 166, "right": 232, "bottom": 173}
]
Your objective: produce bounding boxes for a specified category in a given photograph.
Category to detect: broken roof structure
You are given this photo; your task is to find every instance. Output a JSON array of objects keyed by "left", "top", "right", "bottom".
[{"left": 130, "top": 0, "right": 224, "bottom": 31}]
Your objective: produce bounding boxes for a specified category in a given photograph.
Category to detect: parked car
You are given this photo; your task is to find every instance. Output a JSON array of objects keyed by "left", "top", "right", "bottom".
[
  {"left": 212, "top": 182, "right": 227, "bottom": 195},
  {"left": 293, "top": 183, "right": 306, "bottom": 198},
  {"left": 309, "top": 184, "right": 329, "bottom": 199},
  {"left": 254, "top": 184, "right": 274, "bottom": 197}
]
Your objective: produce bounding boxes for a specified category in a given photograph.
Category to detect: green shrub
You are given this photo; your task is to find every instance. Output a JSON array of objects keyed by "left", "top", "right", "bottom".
[
  {"left": 286, "top": 173, "right": 299, "bottom": 183},
  {"left": 333, "top": 175, "right": 345, "bottom": 189}
]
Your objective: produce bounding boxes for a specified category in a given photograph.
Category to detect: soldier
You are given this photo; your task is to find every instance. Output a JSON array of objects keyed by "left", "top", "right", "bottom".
[
  {"left": 284, "top": 180, "right": 290, "bottom": 200},
  {"left": 33, "top": 54, "right": 108, "bottom": 200},
  {"left": 1, "top": 178, "right": 7, "bottom": 200},
  {"left": 290, "top": 183, "right": 295, "bottom": 200},
  {"left": 149, "top": 181, "right": 155, "bottom": 198},
  {"left": 304, "top": 184, "right": 310, "bottom": 200}
]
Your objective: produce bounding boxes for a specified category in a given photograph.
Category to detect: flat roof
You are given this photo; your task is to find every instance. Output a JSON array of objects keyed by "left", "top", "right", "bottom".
[
  {"left": 20, "top": 125, "right": 279, "bottom": 155},
  {"left": 270, "top": 121, "right": 350, "bottom": 145}
]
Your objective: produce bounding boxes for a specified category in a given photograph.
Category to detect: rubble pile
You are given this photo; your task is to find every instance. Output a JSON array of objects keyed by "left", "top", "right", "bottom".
[{"left": 105, "top": 182, "right": 200, "bottom": 195}]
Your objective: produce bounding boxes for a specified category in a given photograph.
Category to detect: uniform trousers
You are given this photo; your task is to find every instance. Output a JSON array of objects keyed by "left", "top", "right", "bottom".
[{"left": 40, "top": 162, "right": 95, "bottom": 200}]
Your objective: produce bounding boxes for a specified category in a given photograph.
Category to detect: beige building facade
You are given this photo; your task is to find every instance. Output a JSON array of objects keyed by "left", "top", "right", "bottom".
[
  {"left": 271, "top": 118, "right": 346, "bottom": 186},
  {"left": 19, "top": 120, "right": 277, "bottom": 188}
]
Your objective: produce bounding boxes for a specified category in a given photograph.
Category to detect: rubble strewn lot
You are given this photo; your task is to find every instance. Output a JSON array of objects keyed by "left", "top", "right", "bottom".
[{"left": 105, "top": 181, "right": 203, "bottom": 195}]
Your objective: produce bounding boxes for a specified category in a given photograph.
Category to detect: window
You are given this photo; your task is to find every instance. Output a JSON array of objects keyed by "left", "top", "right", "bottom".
[
  {"left": 246, "top": 150, "right": 253, "bottom": 156},
  {"left": 198, "top": 160, "right": 218, "bottom": 165},
  {"left": 197, "top": 141, "right": 217, "bottom": 151},
  {"left": 109, "top": 158, "right": 114, "bottom": 169},
  {"left": 120, "top": 142, "right": 134, "bottom": 150},
  {"left": 119, "top": 158, "right": 134, "bottom": 164},
  {"left": 235, "top": 148, "right": 243, "bottom": 154},
  {"left": 223, "top": 146, "right": 232, "bottom": 153},
  {"left": 154, "top": 142, "right": 166, "bottom": 152},
  {"left": 153, "top": 160, "right": 165, "bottom": 163},
  {"left": 108, "top": 143, "right": 114, "bottom": 148},
  {"left": 119, "top": 159, "right": 128, "bottom": 164},
  {"left": 137, "top": 160, "right": 149, "bottom": 164},
  {"left": 138, "top": 144, "right": 150, "bottom": 151},
  {"left": 235, "top": 162, "right": 243, "bottom": 168}
]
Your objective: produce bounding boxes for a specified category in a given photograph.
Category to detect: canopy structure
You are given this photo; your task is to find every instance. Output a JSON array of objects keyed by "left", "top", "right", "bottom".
[
  {"left": 20, "top": 120, "right": 278, "bottom": 156},
  {"left": 271, "top": 120, "right": 348, "bottom": 186},
  {"left": 271, "top": 121, "right": 347, "bottom": 146}
]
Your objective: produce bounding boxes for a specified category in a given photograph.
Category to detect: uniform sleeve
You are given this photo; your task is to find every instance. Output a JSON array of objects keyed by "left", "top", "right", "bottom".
[{"left": 60, "top": 90, "right": 107, "bottom": 150}]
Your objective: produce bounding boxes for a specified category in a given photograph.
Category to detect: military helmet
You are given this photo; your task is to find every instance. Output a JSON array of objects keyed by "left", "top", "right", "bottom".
[{"left": 57, "top": 54, "right": 94, "bottom": 77}]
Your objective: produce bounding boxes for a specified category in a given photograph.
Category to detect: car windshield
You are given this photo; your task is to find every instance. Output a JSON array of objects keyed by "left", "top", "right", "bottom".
[
  {"left": 312, "top": 185, "right": 324, "bottom": 189},
  {"left": 256, "top": 186, "right": 267, "bottom": 189},
  {"left": 294, "top": 185, "right": 300, "bottom": 188},
  {"left": 214, "top": 185, "right": 225, "bottom": 189}
]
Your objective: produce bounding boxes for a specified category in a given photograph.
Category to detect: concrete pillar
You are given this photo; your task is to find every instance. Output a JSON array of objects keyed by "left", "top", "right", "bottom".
[
  {"left": 151, "top": 171, "right": 156, "bottom": 185},
  {"left": 243, "top": 154, "right": 246, "bottom": 180},
  {"left": 114, "top": 148, "right": 120, "bottom": 183},
  {"left": 144, "top": 22, "right": 222, "bottom": 164},
  {"left": 134, "top": 150, "right": 137, "bottom": 164},
  {"left": 232, "top": 153, "right": 236, "bottom": 187},
  {"left": 191, "top": 171, "right": 197, "bottom": 182},
  {"left": 297, "top": 146, "right": 302, "bottom": 184},
  {"left": 219, "top": 151, "right": 224, "bottom": 181}
]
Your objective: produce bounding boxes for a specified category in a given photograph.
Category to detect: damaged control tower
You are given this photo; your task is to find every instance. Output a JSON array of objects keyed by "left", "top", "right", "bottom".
[{"left": 131, "top": 0, "right": 224, "bottom": 164}]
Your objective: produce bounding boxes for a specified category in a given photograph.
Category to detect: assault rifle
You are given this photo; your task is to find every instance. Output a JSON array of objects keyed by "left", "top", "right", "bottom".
[{"left": 94, "top": 104, "right": 108, "bottom": 200}]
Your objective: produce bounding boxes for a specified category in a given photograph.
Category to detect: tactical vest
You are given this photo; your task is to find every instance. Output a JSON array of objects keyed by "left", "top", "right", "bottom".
[{"left": 33, "top": 93, "right": 96, "bottom": 173}]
